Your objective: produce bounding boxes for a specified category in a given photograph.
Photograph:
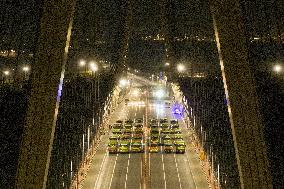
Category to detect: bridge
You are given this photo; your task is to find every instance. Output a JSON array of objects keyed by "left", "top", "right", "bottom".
[{"left": 1, "top": 0, "right": 283, "bottom": 189}]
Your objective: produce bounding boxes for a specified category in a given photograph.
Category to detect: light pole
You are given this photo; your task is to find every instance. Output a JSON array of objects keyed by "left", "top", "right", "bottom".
[
  {"left": 22, "top": 66, "right": 30, "bottom": 80},
  {"left": 78, "top": 59, "right": 87, "bottom": 73},
  {"left": 177, "top": 63, "right": 186, "bottom": 73},
  {"left": 89, "top": 62, "right": 101, "bottom": 141},
  {"left": 273, "top": 64, "right": 282, "bottom": 73},
  {"left": 3, "top": 70, "right": 10, "bottom": 83},
  {"left": 89, "top": 61, "right": 99, "bottom": 100}
]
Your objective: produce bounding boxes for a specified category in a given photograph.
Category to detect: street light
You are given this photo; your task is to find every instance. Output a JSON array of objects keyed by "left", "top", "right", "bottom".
[
  {"left": 89, "top": 62, "right": 98, "bottom": 72},
  {"left": 119, "top": 78, "right": 128, "bottom": 87},
  {"left": 177, "top": 64, "right": 186, "bottom": 72},
  {"left": 2, "top": 70, "right": 10, "bottom": 83},
  {"left": 155, "top": 89, "right": 164, "bottom": 99},
  {"left": 3, "top": 70, "right": 10, "bottom": 76},
  {"left": 273, "top": 64, "right": 282, "bottom": 73},
  {"left": 22, "top": 66, "right": 30, "bottom": 80},
  {"left": 22, "top": 66, "right": 29, "bottom": 72},
  {"left": 79, "top": 60, "right": 86, "bottom": 67}
]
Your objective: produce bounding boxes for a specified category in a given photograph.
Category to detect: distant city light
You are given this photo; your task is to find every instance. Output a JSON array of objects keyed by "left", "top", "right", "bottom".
[
  {"left": 177, "top": 64, "right": 186, "bottom": 72},
  {"left": 3, "top": 70, "right": 10, "bottom": 76},
  {"left": 165, "top": 62, "right": 170, "bottom": 66},
  {"left": 273, "top": 64, "right": 282, "bottom": 73}
]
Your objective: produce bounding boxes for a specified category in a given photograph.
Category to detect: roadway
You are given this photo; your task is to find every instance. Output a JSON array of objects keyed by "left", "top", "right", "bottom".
[{"left": 81, "top": 82, "right": 209, "bottom": 189}]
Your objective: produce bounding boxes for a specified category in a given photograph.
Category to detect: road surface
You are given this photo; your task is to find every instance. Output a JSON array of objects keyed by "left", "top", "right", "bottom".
[{"left": 81, "top": 81, "right": 209, "bottom": 189}]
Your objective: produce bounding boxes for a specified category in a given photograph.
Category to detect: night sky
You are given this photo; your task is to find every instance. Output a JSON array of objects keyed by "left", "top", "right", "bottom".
[{"left": 1, "top": 0, "right": 282, "bottom": 53}]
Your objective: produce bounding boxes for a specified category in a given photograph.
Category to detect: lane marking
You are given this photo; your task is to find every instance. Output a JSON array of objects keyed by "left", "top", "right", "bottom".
[
  {"left": 108, "top": 153, "right": 119, "bottom": 189},
  {"left": 140, "top": 158, "right": 143, "bottom": 189},
  {"left": 161, "top": 153, "right": 167, "bottom": 189},
  {"left": 124, "top": 153, "right": 131, "bottom": 189},
  {"left": 174, "top": 153, "right": 183, "bottom": 189},
  {"left": 93, "top": 151, "right": 108, "bottom": 189},
  {"left": 181, "top": 119, "right": 198, "bottom": 189},
  {"left": 148, "top": 152, "right": 151, "bottom": 179}
]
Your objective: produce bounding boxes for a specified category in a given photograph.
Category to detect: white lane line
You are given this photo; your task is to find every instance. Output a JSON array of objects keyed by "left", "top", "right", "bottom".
[
  {"left": 93, "top": 150, "right": 108, "bottom": 189},
  {"left": 181, "top": 119, "right": 198, "bottom": 189},
  {"left": 148, "top": 152, "right": 151, "bottom": 179},
  {"left": 140, "top": 158, "right": 142, "bottom": 189},
  {"left": 185, "top": 150, "right": 198, "bottom": 189},
  {"left": 161, "top": 153, "right": 167, "bottom": 189},
  {"left": 108, "top": 153, "right": 119, "bottom": 189},
  {"left": 124, "top": 153, "right": 131, "bottom": 189},
  {"left": 174, "top": 153, "right": 183, "bottom": 189}
]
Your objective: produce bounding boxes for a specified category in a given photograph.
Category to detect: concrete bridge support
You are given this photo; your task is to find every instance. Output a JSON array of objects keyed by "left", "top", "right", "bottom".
[
  {"left": 16, "top": 0, "right": 76, "bottom": 188},
  {"left": 210, "top": 0, "right": 273, "bottom": 188}
]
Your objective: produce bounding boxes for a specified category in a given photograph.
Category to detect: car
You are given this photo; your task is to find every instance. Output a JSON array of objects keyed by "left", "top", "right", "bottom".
[
  {"left": 135, "top": 118, "right": 143, "bottom": 124},
  {"left": 173, "top": 134, "right": 183, "bottom": 140},
  {"left": 134, "top": 129, "right": 143, "bottom": 135},
  {"left": 171, "top": 123, "right": 179, "bottom": 129},
  {"left": 150, "top": 124, "right": 159, "bottom": 129},
  {"left": 160, "top": 118, "right": 168, "bottom": 124},
  {"left": 150, "top": 128, "right": 159, "bottom": 135},
  {"left": 161, "top": 135, "right": 172, "bottom": 145},
  {"left": 161, "top": 128, "right": 171, "bottom": 135},
  {"left": 170, "top": 119, "right": 178, "bottom": 124},
  {"left": 116, "top": 120, "right": 123, "bottom": 124},
  {"left": 135, "top": 124, "right": 143, "bottom": 128},
  {"left": 149, "top": 143, "right": 159, "bottom": 153},
  {"left": 130, "top": 142, "right": 144, "bottom": 153},
  {"left": 135, "top": 124, "right": 143, "bottom": 132},
  {"left": 118, "top": 141, "right": 130, "bottom": 153},
  {"left": 132, "top": 133, "right": 144, "bottom": 143},
  {"left": 125, "top": 119, "right": 134, "bottom": 124},
  {"left": 135, "top": 127, "right": 143, "bottom": 133},
  {"left": 124, "top": 124, "right": 133, "bottom": 129},
  {"left": 161, "top": 123, "right": 169, "bottom": 129},
  {"left": 108, "top": 141, "right": 118, "bottom": 153},
  {"left": 164, "top": 143, "right": 174, "bottom": 153},
  {"left": 175, "top": 142, "right": 186, "bottom": 154},
  {"left": 173, "top": 128, "right": 182, "bottom": 134},
  {"left": 121, "top": 133, "right": 131, "bottom": 141},
  {"left": 168, "top": 133, "right": 175, "bottom": 140},
  {"left": 112, "top": 123, "right": 123, "bottom": 129},
  {"left": 111, "top": 128, "right": 122, "bottom": 135},
  {"left": 174, "top": 139, "right": 185, "bottom": 145},
  {"left": 124, "top": 127, "right": 132, "bottom": 134},
  {"left": 150, "top": 135, "right": 159, "bottom": 144},
  {"left": 150, "top": 119, "right": 158, "bottom": 124},
  {"left": 109, "top": 134, "right": 120, "bottom": 141},
  {"left": 169, "top": 129, "right": 176, "bottom": 135}
]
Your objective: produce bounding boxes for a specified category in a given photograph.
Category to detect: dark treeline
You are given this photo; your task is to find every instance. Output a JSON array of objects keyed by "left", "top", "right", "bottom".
[
  {"left": 0, "top": 85, "right": 29, "bottom": 188},
  {"left": 0, "top": 73, "right": 116, "bottom": 188},
  {"left": 178, "top": 76, "right": 240, "bottom": 189}
]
